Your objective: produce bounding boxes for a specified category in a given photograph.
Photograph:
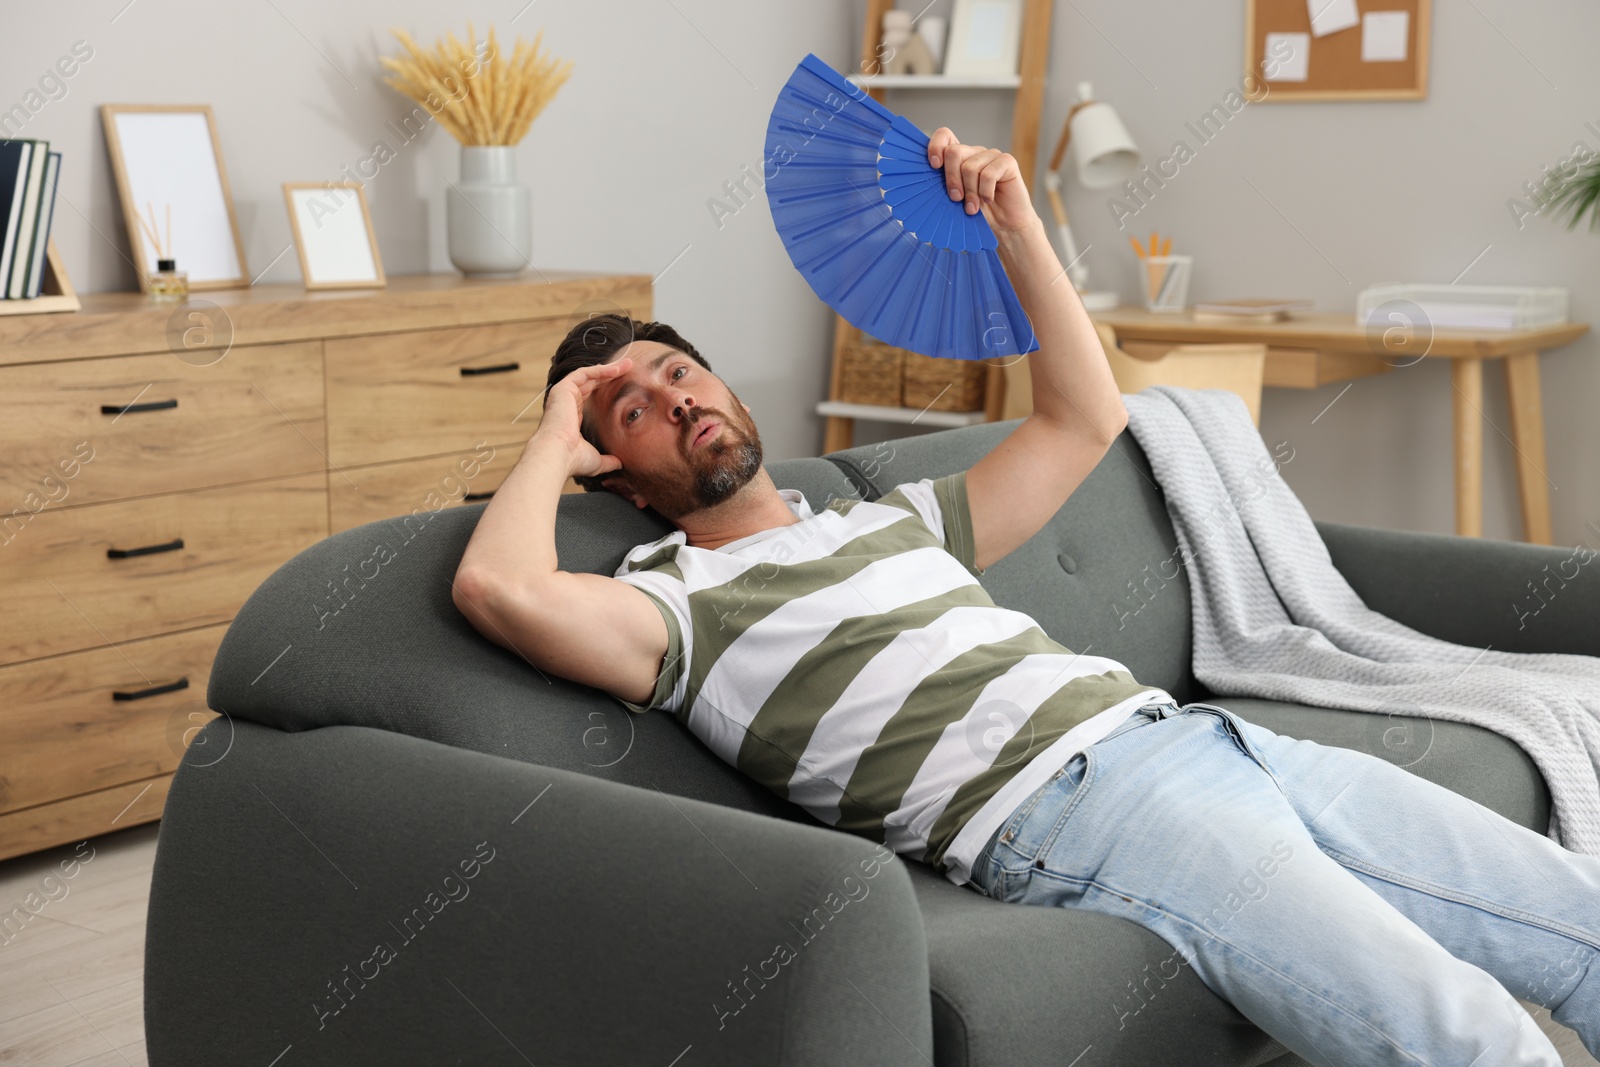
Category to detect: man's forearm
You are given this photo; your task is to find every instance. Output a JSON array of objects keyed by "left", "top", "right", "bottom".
[
  {"left": 995, "top": 216, "right": 1126, "bottom": 443},
  {"left": 455, "top": 435, "right": 571, "bottom": 589}
]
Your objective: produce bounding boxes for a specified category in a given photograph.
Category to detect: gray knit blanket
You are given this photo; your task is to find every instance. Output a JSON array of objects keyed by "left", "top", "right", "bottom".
[{"left": 1120, "top": 384, "right": 1600, "bottom": 856}]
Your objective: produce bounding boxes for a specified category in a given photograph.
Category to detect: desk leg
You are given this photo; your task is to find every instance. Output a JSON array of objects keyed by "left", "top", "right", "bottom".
[
  {"left": 1504, "top": 350, "right": 1553, "bottom": 545},
  {"left": 1452, "top": 358, "right": 1484, "bottom": 538}
]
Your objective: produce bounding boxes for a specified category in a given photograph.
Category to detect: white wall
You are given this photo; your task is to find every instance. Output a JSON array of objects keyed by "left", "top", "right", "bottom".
[
  {"left": 1038, "top": 1, "right": 1600, "bottom": 547},
  {"left": 6, "top": 0, "right": 1598, "bottom": 546},
  {"left": 4, "top": 0, "right": 853, "bottom": 470}
]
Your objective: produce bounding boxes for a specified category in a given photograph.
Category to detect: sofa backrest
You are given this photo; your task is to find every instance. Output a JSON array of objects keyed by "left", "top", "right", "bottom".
[
  {"left": 207, "top": 422, "right": 1197, "bottom": 827},
  {"left": 205, "top": 455, "right": 867, "bottom": 828},
  {"left": 827, "top": 420, "right": 1199, "bottom": 705}
]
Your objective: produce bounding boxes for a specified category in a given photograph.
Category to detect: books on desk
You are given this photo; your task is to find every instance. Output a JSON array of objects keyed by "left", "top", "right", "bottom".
[
  {"left": 1190, "top": 298, "right": 1314, "bottom": 324},
  {"left": 0, "top": 138, "right": 63, "bottom": 301}
]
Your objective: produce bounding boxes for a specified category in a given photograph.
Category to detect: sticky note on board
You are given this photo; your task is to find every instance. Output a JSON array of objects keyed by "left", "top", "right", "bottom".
[
  {"left": 1362, "top": 11, "right": 1410, "bottom": 61},
  {"left": 1265, "top": 32, "right": 1310, "bottom": 81},
  {"left": 1308, "top": 0, "right": 1360, "bottom": 37}
]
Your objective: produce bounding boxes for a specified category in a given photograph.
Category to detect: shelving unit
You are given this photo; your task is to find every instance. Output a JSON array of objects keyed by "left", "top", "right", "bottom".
[
  {"left": 815, "top": 400, "right": 988, "bottom": 428},
  {"left": 846, "top": 73, "right": 1022, "bottom": 90},
  {"left": 817, "top": 0, "right": 1055, "bottom": 454}
]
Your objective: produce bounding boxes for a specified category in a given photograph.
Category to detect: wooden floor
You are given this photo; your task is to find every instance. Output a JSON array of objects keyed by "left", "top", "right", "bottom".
[
  {"left": 0, "top": 824, "right": 155, "bottom": 1066},
  {"left": 0, "top": 824, "right": 1595, "bottom": 1066}
]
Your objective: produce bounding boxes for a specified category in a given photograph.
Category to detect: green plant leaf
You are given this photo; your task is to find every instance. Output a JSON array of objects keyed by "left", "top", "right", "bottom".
[{"left": 1544, "top": 159, "right": 1600, "bottom": 233}]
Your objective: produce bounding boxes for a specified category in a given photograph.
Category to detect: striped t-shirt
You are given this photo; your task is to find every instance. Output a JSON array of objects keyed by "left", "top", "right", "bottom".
[{"left": 612, "top": 472, "right": 1173, "bottom": 887}]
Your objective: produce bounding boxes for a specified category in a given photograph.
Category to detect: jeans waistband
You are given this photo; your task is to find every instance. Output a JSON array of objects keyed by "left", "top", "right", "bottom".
[{"left": 972, "top": 699, "right": 1181, "bottom": 885}]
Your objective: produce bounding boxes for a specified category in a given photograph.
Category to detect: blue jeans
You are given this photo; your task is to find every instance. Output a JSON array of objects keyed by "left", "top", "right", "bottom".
[{"left": 967, "top": 700, "right": 1600, "bottom": 1067}]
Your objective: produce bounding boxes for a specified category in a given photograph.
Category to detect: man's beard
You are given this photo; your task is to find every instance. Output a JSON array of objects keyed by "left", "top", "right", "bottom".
[{"left": 628, "top": 403, "right": 764, "bottom": 520}]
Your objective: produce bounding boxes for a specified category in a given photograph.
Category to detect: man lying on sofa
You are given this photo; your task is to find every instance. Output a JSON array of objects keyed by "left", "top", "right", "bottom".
[{"left": 451, "top": 128, "right": 1600, "bottom": 1067}]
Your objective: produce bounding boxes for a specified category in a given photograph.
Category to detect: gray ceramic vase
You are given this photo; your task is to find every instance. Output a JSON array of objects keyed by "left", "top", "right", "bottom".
[{"left": 446, "top": 145, "right": 532, "bottom": 277}]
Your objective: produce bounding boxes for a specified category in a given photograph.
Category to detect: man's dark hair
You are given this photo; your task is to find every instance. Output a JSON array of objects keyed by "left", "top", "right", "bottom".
[{"left": 544, "top": 314, "right": 711, "bottom": 492}]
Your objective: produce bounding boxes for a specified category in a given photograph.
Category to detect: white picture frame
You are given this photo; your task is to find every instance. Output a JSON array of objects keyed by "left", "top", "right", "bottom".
[
  {"left": 282, "top": 182, "right": 386, "bottom": 290},
  {"left": 943, "top": 0, "right": 1025, "bottom": 79},
  {"left": 100, "top": 104, "right": 250, "bottom": 292}
]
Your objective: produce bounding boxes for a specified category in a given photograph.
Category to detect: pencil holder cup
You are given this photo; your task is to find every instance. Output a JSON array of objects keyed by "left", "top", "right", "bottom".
[{"left": 1141, "top": 254, "right": 1192, "bottom": 312}]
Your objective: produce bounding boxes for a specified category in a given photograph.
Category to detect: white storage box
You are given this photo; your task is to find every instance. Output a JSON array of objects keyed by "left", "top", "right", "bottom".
[{"left": 1356, "top": 283, "right": 1569, "bottom": 331}]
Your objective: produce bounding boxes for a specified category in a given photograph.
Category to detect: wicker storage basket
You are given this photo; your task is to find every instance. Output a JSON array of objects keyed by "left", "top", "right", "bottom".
[
  {"left": 839, "top": 340, "right": 904, "bottom": 407},
  {"left": 901, "top": 351, "right": 987, "bottom": 412}
]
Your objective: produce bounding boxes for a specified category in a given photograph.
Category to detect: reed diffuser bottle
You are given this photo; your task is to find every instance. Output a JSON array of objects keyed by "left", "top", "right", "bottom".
[
  {"left": 149, "top": 258, "right": 188, "bottom": 301},
  {"left": 137, "top": 202, "right": 186, "bottom": 301}
]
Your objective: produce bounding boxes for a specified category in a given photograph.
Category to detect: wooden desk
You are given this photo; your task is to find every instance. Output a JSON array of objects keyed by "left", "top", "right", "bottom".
[{"left": 1089, "top": 307, "right": 1591, "bottom": 545}]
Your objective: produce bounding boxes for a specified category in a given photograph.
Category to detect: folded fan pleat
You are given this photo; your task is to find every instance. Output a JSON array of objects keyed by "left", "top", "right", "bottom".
[{"left": 764, "top": 53, "right": 1039, "bottom": 361}]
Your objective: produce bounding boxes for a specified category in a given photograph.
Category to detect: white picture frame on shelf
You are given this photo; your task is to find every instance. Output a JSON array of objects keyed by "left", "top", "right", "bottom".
[
  {"left": 100, "top": 104, "right": 250, "bottom": 292},
  {"left": 282, "top": 182, "right": 386, "bottom": 290},
  {"left": 943, "top": 0, "right": 1024, "bottom": 78}
]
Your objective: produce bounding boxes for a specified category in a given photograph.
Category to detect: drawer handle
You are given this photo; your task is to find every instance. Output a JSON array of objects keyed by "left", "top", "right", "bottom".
[
  {"left": 102, "top": 398, "right": 178, "bottom": 415},
  {"left": 108, "top": 537, "right": 185, "bottom": 560},
  {"left": 463, "top": 490, "right": 495, "bottom": 501},
  {"left": 112, "top": 676, "right": 190, "bottom": 702},
  {"left": 459, "top": 362, "right": 520, "bottom": 376}
]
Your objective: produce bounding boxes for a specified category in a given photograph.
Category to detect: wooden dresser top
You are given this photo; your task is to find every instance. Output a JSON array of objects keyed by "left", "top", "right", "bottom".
[{"left": 0, "top": 270, "right": 653, "bottom": 366}]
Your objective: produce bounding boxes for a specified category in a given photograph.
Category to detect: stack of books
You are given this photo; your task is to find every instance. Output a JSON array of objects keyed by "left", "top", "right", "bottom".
[
  {"left": 0, "top": 138, "right": 63, "bottom": 301},
  {"left": 1190, "top": 298, "right": 1313, "bottom": 324}
]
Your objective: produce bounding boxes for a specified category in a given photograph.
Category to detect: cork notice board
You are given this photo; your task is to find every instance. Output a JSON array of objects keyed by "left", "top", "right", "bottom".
[{"left": 1246, "top": 0, "right": 1431, "bottom": 101}]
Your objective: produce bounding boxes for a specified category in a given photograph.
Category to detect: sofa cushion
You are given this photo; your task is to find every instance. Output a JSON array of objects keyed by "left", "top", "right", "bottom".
[
  {"left": 906, "top": 694, "right": 1544, "bottom": 1066},
  {"left": 1199, "top": 696, "right": 1551, "bottom": 833},
  {"left": 206, "top": 456, "right": 864, "bottom": 826},
  {"left": 906, "top": 863, "right": 1310, "bottom": 1067},
  {"left": 827, "top": 421, "right": 1201, "bottom": 705},
  {"left": 909, "top": 694, "right": 1545, "bottom": 1067}
]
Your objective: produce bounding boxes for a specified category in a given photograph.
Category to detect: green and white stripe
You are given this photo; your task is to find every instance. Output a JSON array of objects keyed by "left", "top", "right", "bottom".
[{"left": 614, "top": 474, "right": 1171, "bottom": 885}]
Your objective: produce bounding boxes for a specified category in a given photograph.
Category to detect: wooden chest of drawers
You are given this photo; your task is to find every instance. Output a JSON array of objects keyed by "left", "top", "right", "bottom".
[{"left": 0, "top": 271, "right": 652, "bottom": 859}]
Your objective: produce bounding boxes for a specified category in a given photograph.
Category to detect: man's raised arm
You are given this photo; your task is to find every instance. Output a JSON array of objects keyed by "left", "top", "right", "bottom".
[
  {"left": 926, "top": 127, "right": 1129, "bottom": 572},
  {"left": 451, "top": 358, "right": 669, "bottom": 707}
]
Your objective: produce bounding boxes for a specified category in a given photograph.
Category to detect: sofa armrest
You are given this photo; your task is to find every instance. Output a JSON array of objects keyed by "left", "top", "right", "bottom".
[
  {"left": 147, "top": 720, "right": 933, "bottom": 1066},
  {"left": 1315, "top": 519, "right": 1600, "bottom": 658}
]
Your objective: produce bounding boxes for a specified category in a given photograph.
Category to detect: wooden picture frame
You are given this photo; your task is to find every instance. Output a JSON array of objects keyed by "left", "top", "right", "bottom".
[
  {"left": 100, "top": 104, "right": 250, "bottom": 291},
  {"left": 282, "top": 182, "right": 386, "bottom": 290},
  {"left": 1246, "top": 0, "right": 1431, "bottom": 101},
  {"left": 944, "top": 0, "right": 1024, "bottom": 79}
]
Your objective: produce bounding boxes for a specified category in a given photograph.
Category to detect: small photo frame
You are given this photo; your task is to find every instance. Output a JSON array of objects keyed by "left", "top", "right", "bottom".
[
  {"left": 944, "top": 0, "right": 1024, "bottom": 79},
  {"left": 282, "top": 182, "right": 386, "bottom": 290},
  {"left": 101, "top": 104, "right": 250, "bottom": 292}
]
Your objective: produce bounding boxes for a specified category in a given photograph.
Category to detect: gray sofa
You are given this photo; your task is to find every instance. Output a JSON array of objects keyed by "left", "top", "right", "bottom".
[{"left": 145, "top": 417, "right": 1598, "bottom": 1066}]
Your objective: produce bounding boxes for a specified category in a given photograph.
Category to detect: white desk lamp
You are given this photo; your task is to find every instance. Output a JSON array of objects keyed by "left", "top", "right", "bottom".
[{"left": 1044, "top": 81, "right": 1140, "bottom": 311}]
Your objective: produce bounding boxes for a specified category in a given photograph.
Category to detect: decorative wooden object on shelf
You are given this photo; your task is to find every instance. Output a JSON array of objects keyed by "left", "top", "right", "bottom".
[
  {"left": 819, "top": 0, "right": 1053, "bottom": 453},
  {"left": 902, "top": 350, "right": 987, "bottom": 412},
  {"left": 839, "top": 338, "right": 905, "bottom": 407},
  {"left": 0, "top": 240, "right": 79, "bottom": 317},
  {"left": 0, "top": 270, "right": 650, "bottom": 860}
]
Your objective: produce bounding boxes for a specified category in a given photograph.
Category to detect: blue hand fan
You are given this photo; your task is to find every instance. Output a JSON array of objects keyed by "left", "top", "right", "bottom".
[{"left": 764, "top": 53, "right": 1039, "bottom": 361}]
